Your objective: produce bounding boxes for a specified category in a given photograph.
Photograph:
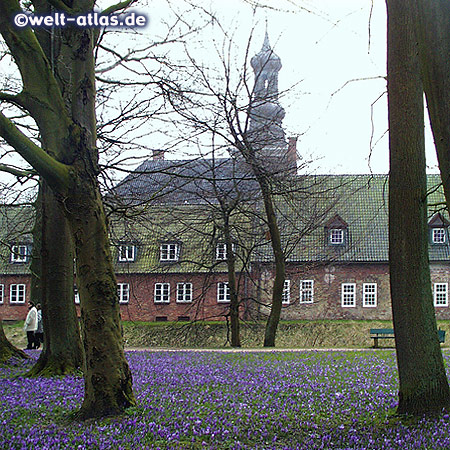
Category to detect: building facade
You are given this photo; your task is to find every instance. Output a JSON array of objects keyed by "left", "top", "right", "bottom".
[{"left": 1, "top": 34, "right": 450, "bottom": 323}]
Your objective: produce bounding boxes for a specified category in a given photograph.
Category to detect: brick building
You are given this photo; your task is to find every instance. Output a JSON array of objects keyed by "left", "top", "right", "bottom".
[{"left": 1, "top": 33, "right": 449, "bottom": 322}]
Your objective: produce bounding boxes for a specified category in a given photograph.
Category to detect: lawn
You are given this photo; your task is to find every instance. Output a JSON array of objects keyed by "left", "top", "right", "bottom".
[{"left": 1, "top": 350, "right": 450, "bottom": 449}]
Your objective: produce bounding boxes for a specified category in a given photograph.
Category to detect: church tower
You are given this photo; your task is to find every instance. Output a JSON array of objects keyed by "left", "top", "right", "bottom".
[{"left": 248, "top": 30, "right": 295, "bottom": 173}]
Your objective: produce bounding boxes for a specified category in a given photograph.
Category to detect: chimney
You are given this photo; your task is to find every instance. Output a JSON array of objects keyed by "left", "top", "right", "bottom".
[{"left": 153, "top": 150, "right": 165, "bottom": 161}]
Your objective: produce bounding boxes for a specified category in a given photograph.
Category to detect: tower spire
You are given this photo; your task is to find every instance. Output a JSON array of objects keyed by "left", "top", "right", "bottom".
[{"left": 249, "top": 28, "right": 286, "bottom": 156}]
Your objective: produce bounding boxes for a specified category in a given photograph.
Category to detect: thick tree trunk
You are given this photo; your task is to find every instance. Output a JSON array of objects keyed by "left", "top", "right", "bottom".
[
  {"left": 27, "top": 182, "right": 83, "bottom": 377},
  {"left": 0, "top": 318, "right": 28, "bottom": 363},
  {"left": 0, "top": 0, "right": 135, "bottom": 419},
  {"left": 386, "top": 0, "right": 450, "bottom": 416},
  {"left": 412, "top": 0, "right": 450, "bottom": 214},
  {"left": 68, "top": 173, "right": 135, "bottom": 419}
]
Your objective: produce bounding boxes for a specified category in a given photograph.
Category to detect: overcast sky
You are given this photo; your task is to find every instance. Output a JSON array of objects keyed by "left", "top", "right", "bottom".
[{"left": 148, "top": 0, "right": 438, "bottom": 174}]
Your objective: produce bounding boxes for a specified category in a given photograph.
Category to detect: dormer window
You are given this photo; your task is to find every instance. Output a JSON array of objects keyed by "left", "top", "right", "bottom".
[
  {"left": 118, "top": 244, "right": 136, "bottom": 262},
  {"left": 216, "top": 243, "right": 235, "bottom": 260},
  {"left": 429, "top": 213, "right": 449, "bottom": 245},
  {"left": 11, "top": 244, "right": 29, "bottom": 263},
  {"left": 160, "top": 243, "right": 180, "bottom": 262},
  {"left": 325, "top": 215, "right": 348, "bottom": 246},
  {"left": 432, "top": 228, "right": 446, "bottom": 244},
  {"left": 329, "top": 229, "right": 344, "bottom": 245}
]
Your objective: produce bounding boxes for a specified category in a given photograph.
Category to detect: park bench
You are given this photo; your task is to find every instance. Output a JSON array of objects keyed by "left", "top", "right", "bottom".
[{"left": 369, "top": 328, "right": 446, "bottom": 348}]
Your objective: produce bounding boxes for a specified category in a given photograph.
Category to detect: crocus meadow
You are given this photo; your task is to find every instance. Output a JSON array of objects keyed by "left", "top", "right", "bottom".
[{"left": 1, "top": 349, "right": 450, "bottom": 449}]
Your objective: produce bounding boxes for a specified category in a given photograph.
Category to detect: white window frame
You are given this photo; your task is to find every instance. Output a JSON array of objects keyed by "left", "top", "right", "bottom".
[
  {"left": 118, "top": 245, "right": 136, "bottom": 262},
  {"left": 432, "top": 228, "right": 446, "bottom": 244},
  {"left": 117, "top": 283, "right": 130, "bottom": 304},
  {"left": 434, "top": 283, "right": 449, "bottom": 307},
  {"left": 160, "top": 243, "right": 180, "bottom": 262},
  {"left": 299, "top": 280, "right": 314, "bottom": 304},
  {"left": 74, "top": 286, "right": 80, "bottom": 304},
  {"left": 329, "top": 229, "right": 344, "bottom": 245},
  {"left": 11, "top": 244, "right": 28, "bottom": 263},
  {"left": 217, "top": 282, "right": 230, "bottom": 303},
  {"left": 341, "top": 283, "right": 356, "bottom": 307},
  {"left": 216, "top": 243, "right": 235, "bottom": 261},
  {"left": 177, "top": 283, "right": 193, "bottom": 303},
  {"left": 363, "top": 283, "right": 377, "bottom": 308},
  {"left": 154, "top": 283, "right": 170, "bottom": 303},
  {"left": 282, "top": 280, "right": 291, "bottom": 304},
  {"left": 0, "top": 284, "right": 4, "bottom": 304},
  {"left": 10, "top": 284, "right": 26, "bottom": 304},
  {"left": 216, "top": 243, "right": 227, "bottom": 260}
]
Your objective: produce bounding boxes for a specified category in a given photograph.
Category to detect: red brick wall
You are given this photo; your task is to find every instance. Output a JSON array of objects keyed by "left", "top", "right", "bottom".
[
  {"left": 2, "top": 263, "right": 450, "bottom": 322},
  {"left": 252, "top": 262, "right": 450, "bottom": 321},
  {"left": 117, "top": 273, "right": 243, "bottom": 322},
  {"left": 0, "top": 275, "right": 31, "bottom": 321}
]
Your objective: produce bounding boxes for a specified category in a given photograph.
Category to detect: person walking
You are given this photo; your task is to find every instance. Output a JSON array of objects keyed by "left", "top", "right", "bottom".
[
  {"left": 34, "top": 303, "right": 43, "bottom": 349},
  {"left": 23, "top": 302, "right": 38, "bottom": 350}
]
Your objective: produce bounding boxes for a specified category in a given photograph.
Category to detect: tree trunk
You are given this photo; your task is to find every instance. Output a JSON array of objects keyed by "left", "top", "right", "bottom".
[
  {"left": 0, "top": 318, "right": 28, "bottom": 363},
  {"left": 27, "top": 182, "right": 83, "bottom": 377},
  {"left": 68, "top": 172, "right": 135, "bottom": 419},
  {"left": 224, "top": 216, "right": 241, "bottom": 347},
  {"left": 412, "top": 0, "right": 450, "bottom": 214},
  {"left": 386, "top": 0, "right": 450, "bottom": 415},
  {"left": 0, "top": 0, "right": 135, "bottom": 419},
  {"left": 258, "top": 177, "right": 285, "bottom": 348}
]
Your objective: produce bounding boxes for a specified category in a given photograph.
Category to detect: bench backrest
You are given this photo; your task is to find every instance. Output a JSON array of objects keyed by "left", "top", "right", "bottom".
[{"left": 370, "top": 328, "right": 446, "bottom": 342}]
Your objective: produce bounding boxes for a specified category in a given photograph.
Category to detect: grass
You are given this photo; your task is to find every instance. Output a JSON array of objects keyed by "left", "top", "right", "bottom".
[
  {"left": 1, "top": 349, "right": 450, "bottom": 449},
  {"left": 6, "top": 319, "right": 450, "bottom": 349}
]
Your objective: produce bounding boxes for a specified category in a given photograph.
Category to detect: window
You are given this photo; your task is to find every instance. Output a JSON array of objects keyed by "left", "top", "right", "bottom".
[
  {"left": 282, "top": 280, "right": 291, "bottom": 304},
  {"left": 363, "top": 283, "right": 377, "bottom": 307},
  {"left": 329, "top": 229, "right": 344, "bottom": 245},
  {"left": 117, "top": 283, "right": 130, "bottom": 304},
  {"left": 217, "top": 282, "right": 230, "bottom": 303},
  {"left": 154, "top": 283, "right": 170, "bottom": 303},
  {"left": 299, "top": 280, "right": 314, "bottom": 304},
  {"left": 341, "top": 283, "right": 356, "bottom": 307},
  {"left": 177, "top": 283, "right": 192, "bottom": 303},
  {"left": 216, "top": 243, "right": 235, "bottom": 260},
  {"left": 160, "top": 243, "right": 179, "bottom": 262},
  {"left": 10, "top": 284, "right": 26, "bottom": 304},
  {"left": 0, "top": 284, "right": 4, "bottom": 304},
  {"left": 434, "top": 283, "right": 448, "bottom": 307},
  {"left": 11, "top": 244, "right": 28, "bottom": 263},
  {"left": 118, "top": 245, "right": 136, "bottom": 262},
  {"left": 432, "top": 228, "right": 446, "bottom": 244},
  {"left": 74, "top": 286, "right": 80, "bottom": 304},
  {"left": 216, "top": 243, "right": 227, "bottom": 260}
]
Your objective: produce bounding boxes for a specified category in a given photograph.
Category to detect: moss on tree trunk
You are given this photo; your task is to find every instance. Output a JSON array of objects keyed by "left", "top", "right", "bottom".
[
  {"left": 387, "top": 0, "right": 450, "bottom": 416},
  {"left": 0, "top": 319, "right": 28, "bottom": 363},
  {"left": 26, "top": 183, "right": 84, "bottom": 377},
  {"left": 68, "top": 175, "right": 135, "bottom": 419}
]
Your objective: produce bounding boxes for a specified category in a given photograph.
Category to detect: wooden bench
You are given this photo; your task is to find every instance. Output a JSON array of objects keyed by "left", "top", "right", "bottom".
[{"left": 369, "top": 328, "right": 446, "bottom": 348}]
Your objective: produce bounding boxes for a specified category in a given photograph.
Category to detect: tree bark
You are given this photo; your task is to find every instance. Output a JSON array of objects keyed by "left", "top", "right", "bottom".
[
  {"left": 223, "top": 215, "right": 241, "bottom": 347},
  {"left": 26, "top": 182, "right": 84, "bottom": 377},
  {"left": 0, "top": 0, "right": 135, "bottom": 419},
  {"left": 386, "top": 0, "right": 450, "bottom": 415},
  {"left": 0, "top": 318, "right": 28, "bottom": 363},
  {"left": 412, "top": 0, "right": 450, "bottom": 214}
]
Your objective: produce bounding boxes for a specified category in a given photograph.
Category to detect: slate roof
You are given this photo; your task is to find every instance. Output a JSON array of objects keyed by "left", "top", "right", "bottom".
[
  {"left": 113, "top": 157, "right": 259, "bottom": 206},
  {"left": 1, "top": 170, "right": 449, "bottom": 277},
  {"left": 254, "top": 174, "right": 449, "bottom": 263}
]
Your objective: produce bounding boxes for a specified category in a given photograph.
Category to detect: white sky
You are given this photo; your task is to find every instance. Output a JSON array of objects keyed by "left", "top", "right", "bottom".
[
  {"left": 0, "top": 0, "right": 440, "bottom": 187},
  {"left": 147, "top": 0, "right": 438, "bottom": 174}
]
